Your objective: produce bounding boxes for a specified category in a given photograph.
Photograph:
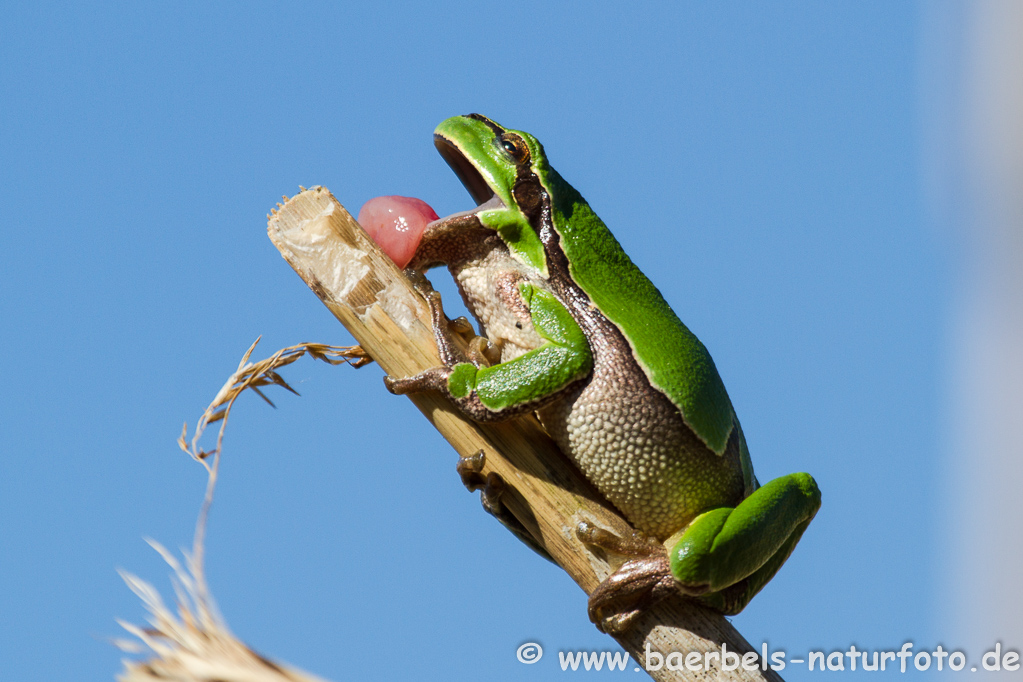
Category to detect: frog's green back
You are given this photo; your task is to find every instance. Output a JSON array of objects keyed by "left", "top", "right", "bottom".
[{"left": 543, "top": 168, "right": 735, "bottom": 455}]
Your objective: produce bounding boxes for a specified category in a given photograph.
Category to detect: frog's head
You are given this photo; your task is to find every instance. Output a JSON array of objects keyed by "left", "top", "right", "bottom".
[
  {"left": 434, "top": 114, "right": 550, "bottom": 271},
  {"left": 434, "top": 114, "right": 548, "bottom": 207}
]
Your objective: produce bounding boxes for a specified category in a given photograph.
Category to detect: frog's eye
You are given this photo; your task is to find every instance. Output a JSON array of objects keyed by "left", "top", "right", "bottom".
[{"left": 498, "top": 133, "right": 529, "bottom": 164}]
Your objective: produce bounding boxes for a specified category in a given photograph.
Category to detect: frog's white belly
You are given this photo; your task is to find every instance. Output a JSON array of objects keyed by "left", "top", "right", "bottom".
[{"left": 451, "top": 249, "right": 545, "bottom": 363}]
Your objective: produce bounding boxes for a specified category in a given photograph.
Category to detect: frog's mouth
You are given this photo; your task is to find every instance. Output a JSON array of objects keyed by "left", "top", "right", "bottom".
[
  {"left": 359, "top": 134, "right": 506, "bottom": 269},
  {"left": 434, "top": 135, "right": 502, "bottom": 211}
]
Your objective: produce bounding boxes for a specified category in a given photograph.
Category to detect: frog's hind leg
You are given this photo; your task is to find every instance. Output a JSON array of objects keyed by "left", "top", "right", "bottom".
[
  {"left": 695, "top": 515, "right": 814, "bottom": 615},
  {"left": 457, "top": 451, "right": 554, "bottom": 563},
  {"left": 670, "top": 472, "right": 821, "bottom": 615},
  {"left": 575, "top": 523, "right": 678, "bottom": 634}
]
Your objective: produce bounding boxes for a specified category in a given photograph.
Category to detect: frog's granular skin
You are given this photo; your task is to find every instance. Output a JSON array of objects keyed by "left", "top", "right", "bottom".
[
  {"left": 429, "top": 215, "right": 749, "bottom": 540},
  {"left": 536, "top": 298, "right": 747, "bottom": 541}
]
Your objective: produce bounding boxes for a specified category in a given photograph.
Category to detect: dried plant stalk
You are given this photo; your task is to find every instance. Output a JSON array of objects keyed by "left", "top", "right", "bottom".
[
  {"left": 267, "top": 186, "right": 784, "bottom": 682},
  {"left": 116, "top": 341, "right": 364, "bottom": 682},
  {"left": 115, "top": 540, "right": 332, "bottom": 682}
]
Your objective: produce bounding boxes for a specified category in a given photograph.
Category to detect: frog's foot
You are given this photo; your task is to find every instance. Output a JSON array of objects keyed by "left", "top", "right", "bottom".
[
  {"left": 576, "top": 522, "right": 661, "bottom": 557},
  {"left": 382, "top": 278, "right": 466, "bottom": 392},
  {"left": 457, "top": 451, "right": 554, "bottom": 563},
  {"left": 456, "top": 450, "right": 506, "bottom": 516},
  {"left": 384, "top": 366, "right": 453, "bottom": 395},
  {"left": 412, "top": 283, "right": 478, "bottom": 367},
  {"left": 398, "top": 272, "right": 484, "bottom": 362},
  {"left": 576, "top": 523, "right": 679, "bottom": 634},
  {"left": 586, "top": 554, "right": 678, "bottom": 634},
  {"left": 384, "top": 366, "right": 516, "bottom": 422},
  {"left": 382, "top": 285, "right": 507, "bottom": 421}
]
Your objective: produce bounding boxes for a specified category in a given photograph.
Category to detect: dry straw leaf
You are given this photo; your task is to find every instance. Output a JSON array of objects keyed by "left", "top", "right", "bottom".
[{"left": 117, "top": 340, "right": 364, "bottom": 682}]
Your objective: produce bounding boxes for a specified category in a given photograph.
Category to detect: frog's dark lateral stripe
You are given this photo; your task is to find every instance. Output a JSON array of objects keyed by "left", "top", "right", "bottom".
[
  {"left": 511, "top": 173, "right": 576, "bottom": 294},
  {"left": 466, "top": 113, "right": 505, "bottom": 136},
  {"left": 518, "top": 169, "right": 734, "bottom": 470},
  {"left": 511, "top": 151, "right": 736, "bottom": 457},
  {"left": 512, "top": 167, "right": 543, "bottom": 223},
  {"left": 439, "top": 113, "right": 737, "bottom": 455}
]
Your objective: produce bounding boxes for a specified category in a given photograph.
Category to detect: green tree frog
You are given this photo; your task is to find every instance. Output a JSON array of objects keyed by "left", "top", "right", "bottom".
[{"left": 376, "top": 114, "right": 821, "bottom": 633}]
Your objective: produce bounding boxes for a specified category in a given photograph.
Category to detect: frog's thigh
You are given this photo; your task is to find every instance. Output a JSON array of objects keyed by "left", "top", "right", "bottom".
[
  {"left": 697, "top": 515, "right": 814, "bottom": 615},
  {"left": 669, "top": 473, "right": 820, "bottom": 608}
]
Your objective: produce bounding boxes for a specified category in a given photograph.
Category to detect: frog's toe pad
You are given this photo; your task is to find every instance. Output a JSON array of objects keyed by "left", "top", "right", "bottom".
[
  {"left": 456, "top": 450, "right": 487, "bottom": 491},
  {"left": 464, "top": 465, "right": 510, "bottom": 518},
  {"left": 588, "top": 554, "right": 677, "bottom": 634}
]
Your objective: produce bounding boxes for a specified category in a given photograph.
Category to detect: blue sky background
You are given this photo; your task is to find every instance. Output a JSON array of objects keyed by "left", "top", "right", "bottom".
[{"left": 0, "top": 2, "right": 974, "bottom": 679}]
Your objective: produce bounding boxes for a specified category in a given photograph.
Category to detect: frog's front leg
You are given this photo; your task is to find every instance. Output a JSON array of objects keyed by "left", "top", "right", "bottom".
[
  {"left": 385, "top": 283, "right": 593, "bottom": 422},
  {"left": 580, "top": 473, "right": 821, "bottom": 632}
]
